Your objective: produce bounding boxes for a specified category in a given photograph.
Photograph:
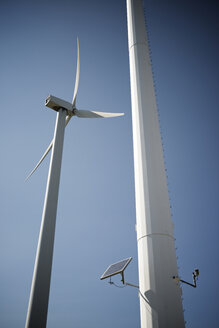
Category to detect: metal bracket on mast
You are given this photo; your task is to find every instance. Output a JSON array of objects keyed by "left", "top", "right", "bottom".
[
  {"left": 100, "top": 257, "right": 139, "bottom": 289},
  {"left": 173, "top": 269, "right": 199, "bottom": 288}
]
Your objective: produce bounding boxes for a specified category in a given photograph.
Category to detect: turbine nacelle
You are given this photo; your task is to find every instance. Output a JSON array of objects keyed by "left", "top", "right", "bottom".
[{"left": 45, "top": 95, "right": 75, "bottom": 116}]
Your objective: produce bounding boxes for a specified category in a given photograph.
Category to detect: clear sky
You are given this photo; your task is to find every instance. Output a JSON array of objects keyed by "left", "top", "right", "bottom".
[{"left": 0, "top": 0, "right": 218, "bottom": 327}]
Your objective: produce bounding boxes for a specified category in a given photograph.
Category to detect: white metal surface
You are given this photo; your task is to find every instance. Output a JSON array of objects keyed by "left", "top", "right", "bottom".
[
  {"left": 74, "top": 109, "right": 124, "bottom": 118},
  {"left": 126, "top": 0, "right": 185, "bottom": 327},
  {"left": 45, "top": 94, "right": 73, "bottom": 113},
  {"left": 72, "top": 37, "right": 80, "bottom": 107},
  {"left": 25, "top": 109, "right": 66, "bottom": 328}
]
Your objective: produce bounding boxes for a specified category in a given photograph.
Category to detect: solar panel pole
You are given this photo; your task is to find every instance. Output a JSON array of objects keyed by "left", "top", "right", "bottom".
[{"left": 126, "top": 1, "right": 185, "bottom": 327}]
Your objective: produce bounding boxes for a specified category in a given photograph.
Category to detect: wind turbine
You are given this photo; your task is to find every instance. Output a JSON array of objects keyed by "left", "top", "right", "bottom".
[{"left": 25, "top": 39, "right": 124, "bottom": 328}]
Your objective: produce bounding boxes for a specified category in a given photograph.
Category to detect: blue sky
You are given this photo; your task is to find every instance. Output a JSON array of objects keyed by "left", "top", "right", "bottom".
[{"left": 0, "top": 0, "right": 219, "bottom": 327}]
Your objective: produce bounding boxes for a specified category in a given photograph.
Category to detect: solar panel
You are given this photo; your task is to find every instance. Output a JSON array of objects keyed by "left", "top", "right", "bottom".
[{"left": 100, "top": 257, "right": 132, "bottom": 280}]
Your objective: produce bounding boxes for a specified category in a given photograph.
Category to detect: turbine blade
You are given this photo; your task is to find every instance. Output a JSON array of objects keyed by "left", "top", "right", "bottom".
[
  {"left": 25, "top": 115, "right": 72, "bottom": 181},
  {"left": 74, "top": 109, "right": 124, "bottom": 118},
  {"left": 72, "top": 38, "right": 80, "bottom": 107},
  {"left": 65, "top": 114, "right": 72, "bottom": 126},
  {"left": 25, "top": 140, "right": 54, "bottom": 181}
]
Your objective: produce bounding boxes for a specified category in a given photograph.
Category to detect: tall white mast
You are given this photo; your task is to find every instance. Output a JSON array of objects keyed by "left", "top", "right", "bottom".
[{"left": 126, "top": 1, "right": 185, "bottom": 327}]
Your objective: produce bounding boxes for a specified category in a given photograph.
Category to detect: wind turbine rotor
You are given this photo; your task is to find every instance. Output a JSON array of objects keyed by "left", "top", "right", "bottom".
[{"left": 26, "top": 38, "right": 124, "bottom": 181}]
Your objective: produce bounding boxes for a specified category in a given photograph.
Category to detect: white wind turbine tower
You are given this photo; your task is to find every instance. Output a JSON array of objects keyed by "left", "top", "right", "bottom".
[
  {"left": 25, "top": 39, "right": 124, "bottom": 328},
  {"left": 126, "top": 0, "right": 185, "bottom": 327}
]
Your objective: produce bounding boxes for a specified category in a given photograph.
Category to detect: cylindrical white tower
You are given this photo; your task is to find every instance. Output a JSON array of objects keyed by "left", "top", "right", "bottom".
[
  {"left": 126, "top": 1, "right": 185, "bottom": 327},
  {"left": 25, "top": 109, "right": 66, "bottom": 328}
]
